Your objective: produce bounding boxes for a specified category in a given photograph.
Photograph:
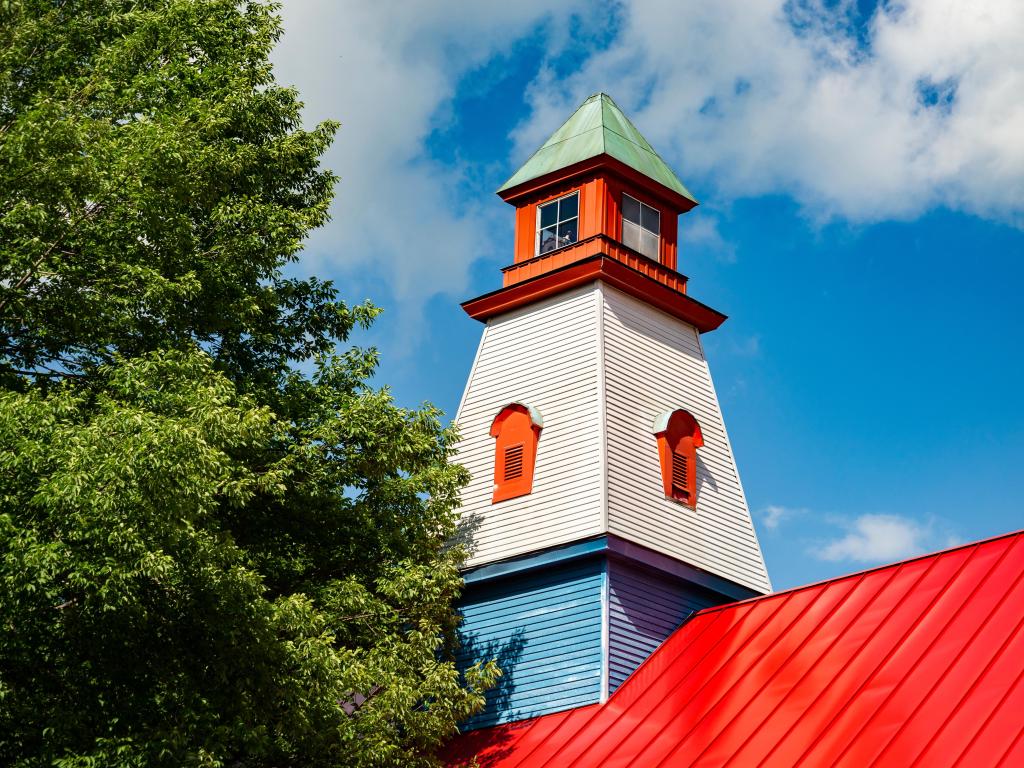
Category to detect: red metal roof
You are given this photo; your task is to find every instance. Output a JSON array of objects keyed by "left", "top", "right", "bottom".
[{"left": 444, "top": 531, "right": 1024, "bottom": 768}]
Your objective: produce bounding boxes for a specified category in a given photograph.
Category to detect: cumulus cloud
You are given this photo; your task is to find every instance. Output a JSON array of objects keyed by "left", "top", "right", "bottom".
[
  {"left": 517, "top": 0, "right": 1024, "bottom": 225},
  {"left": 682, "top": 212, "right": 737, "bottom": 263},
  {"left": 814, "top": 513, "right": 954, "bottom": 564},
  {"left": 273, "top": 1, "right": 587, "bottom": 328},
  {"left": 761, "top": 504, "right": 798, "bottom": 531},
  {"left": 272, "top": 0, "right": 1024, "bottom": 321}
]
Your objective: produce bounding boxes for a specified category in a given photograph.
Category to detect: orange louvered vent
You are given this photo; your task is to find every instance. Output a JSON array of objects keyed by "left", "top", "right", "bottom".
[
  {"left": 504, "top": 444, "right": 525, "bottom": 481},
  {"left": 671, "top": 451, "right": 690, "bottom": 500},
  {"left": 654, "top": 409, "right": 703, "bottom": 508},
  {"left": 490, "top": 404, "right": 543, "bottom": 503}
]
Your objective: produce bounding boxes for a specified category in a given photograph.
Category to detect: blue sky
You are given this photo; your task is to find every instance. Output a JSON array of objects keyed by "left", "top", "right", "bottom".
[{"left": 273, "top": 0, "right": 1024, "bottom": 590}]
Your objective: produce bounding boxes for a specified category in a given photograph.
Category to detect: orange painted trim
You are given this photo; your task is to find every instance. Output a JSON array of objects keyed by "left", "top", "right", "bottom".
[
  {"left": 462, "top": 256, "right": 727, "bottom": 333},
  {"left": 498, "top": 154, "right": 698, "bottom": 214},
  {"left": 507, "top": 163, "right": 686, "bottom": 269},
  {"left": 515, "top": 182, "right": 590, "bottom": 263},
  {"left": 502, "top": 233, "right": 688, "bottom": 293}
]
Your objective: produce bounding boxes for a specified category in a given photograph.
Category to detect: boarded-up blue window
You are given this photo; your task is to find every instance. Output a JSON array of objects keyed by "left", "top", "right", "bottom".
[{"left": 457, "top": 558, "right": 604, "bottom": 729}]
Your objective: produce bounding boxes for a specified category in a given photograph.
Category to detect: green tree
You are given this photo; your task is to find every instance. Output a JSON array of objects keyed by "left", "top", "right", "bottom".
[{"left": 0, "top": 2, "right": 496, "bottom": 766}]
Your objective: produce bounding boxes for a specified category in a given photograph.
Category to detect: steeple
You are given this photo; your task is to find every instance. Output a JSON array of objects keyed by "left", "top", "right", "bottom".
[
  {"left": 453, "top": 94, "right": 770, "bottom": 730},
  {"left": 498, "top": 93, "right": 697, "bottom": 205}
]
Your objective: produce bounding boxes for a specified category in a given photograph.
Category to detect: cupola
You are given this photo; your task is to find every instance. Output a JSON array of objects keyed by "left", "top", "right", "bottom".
[{"left": 464, "top": 93, "right": 724, "bottom": 334}]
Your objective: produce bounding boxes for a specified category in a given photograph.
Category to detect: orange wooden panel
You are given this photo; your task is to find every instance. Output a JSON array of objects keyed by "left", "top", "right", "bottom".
[{"left": 507, "top": 162, "right": 683, "bottom": 269}]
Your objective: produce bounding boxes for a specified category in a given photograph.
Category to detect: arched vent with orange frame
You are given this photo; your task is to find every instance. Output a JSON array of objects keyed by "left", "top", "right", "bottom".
[
  {"left": 653, "top": 409, "right": 704, "bottom": 508},
  {"left": 490, "top": 404, "right": 543, "bottom": 503}
]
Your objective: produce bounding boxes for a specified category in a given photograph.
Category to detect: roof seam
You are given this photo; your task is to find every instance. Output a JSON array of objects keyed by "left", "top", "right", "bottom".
[
  {"left": 986, "top": 671, "right": 1024, "bottom": 767},
  {"left": 443, "top": 531, "right": 1024, "bottom": 768},
  {"left": 559, "top": 610, "right": 733, "bottom": 766},
  {"left": 498, "top": 93, "right": 694, "bottom": 200},
  {"left": 750, "top": 555, "right": 943, "bottom": 768},
  {"left": 861, "top": 537, "right": 1024, "bottom": 768},
  {"left": 650, "top": 580, "right": 841, "bottom": 768},
  {"left": 716, "top": 569, "right": 888, "bottom": 766},
  {"left": 923, "top": 554, "right": 1024, "bottom": 766},
  {"left": 682, "top": 572, "right": 870, "bottom": 767},
  {"left": 595, "top": 593, "right": 795, "bottom": 765},
  {"left": 787, "top": 545, "right": 982, "bottom": 768}
]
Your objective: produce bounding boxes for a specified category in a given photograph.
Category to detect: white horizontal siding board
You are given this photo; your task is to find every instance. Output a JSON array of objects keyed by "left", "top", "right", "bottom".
[
  {"left": 455, "top": 285, "right": 604, "bottom": 567},
  {"left": 601, "top": 284, "right": 772, "bottom": 593}
]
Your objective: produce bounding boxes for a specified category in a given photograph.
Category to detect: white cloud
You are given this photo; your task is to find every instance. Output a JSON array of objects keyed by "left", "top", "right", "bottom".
[
  {"left": 761, "top": 504, "right": 797, "bottom": 531},
  {"left": 272, "top": 1, "right": 589, "bottom": 334},
  {"left": 517, "top": 0, "right": 1024, "bottom": 226},
  {"left": 271, "top": 0, "right": 1024, "bottom": 322},
  {"left": 683, "top": 212, "right": 737, "bottom": 263},
  {"left": 815, "top": 513, "right": 945, "bottom": 563}
]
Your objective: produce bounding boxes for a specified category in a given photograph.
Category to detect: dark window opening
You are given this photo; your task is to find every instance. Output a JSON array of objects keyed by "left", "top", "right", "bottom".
[{"left": 537, "top": 192, "right": 579, "bottom": 254}]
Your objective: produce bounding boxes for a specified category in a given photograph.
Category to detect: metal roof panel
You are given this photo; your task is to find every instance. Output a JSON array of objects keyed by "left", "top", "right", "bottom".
[{"left": 444, "top": 530, "right": 1024, "bottom": 767}]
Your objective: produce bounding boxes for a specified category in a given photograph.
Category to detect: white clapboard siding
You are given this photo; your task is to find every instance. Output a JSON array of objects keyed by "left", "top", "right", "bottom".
[
  {"left": 455, "top": 285, "right": 604, "bottom": 567},
  {"left": 601, "top": 285, "right": 772, "bottom": 593}
]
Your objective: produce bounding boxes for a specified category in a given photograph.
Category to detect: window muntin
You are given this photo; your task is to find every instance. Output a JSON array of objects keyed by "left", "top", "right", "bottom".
[
  {"left": 622, "top": 193, "right": 660, "bottom": 260},
  {"left": 537, "top": 192, "right": 579, "bottom": 255}
]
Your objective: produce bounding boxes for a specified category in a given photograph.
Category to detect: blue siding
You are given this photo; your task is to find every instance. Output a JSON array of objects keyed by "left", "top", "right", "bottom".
[
  {"left": 457, "top": 558, "right": 604, "bottom": 729},
  {"left": 607, "top": 559, "right": 726, "bottom": 692}
]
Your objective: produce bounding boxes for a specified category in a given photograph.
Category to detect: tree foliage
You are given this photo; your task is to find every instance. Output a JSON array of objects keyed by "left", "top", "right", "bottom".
[{"left": 0, "top": 1, "right": 495, "bottom": 766}]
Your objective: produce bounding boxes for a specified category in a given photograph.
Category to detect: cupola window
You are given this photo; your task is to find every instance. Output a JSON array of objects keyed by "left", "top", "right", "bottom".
[
  {"left": 537, "top": 191, "right": 579, "bottom": 255},
  {"left": 653, "top": 409, "right": 704, "bottom": 507},
  {"left": 622, "top": 193, "right": 660, "bottom": 260},
  {"left": 490, "top": 403, "right": 543, "bottom": 502}
]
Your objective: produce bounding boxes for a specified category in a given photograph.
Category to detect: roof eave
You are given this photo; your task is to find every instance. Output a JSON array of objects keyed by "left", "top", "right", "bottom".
[
  {"left": 462, "top": 254, "right": 726, "bottom": 333},
  {"left": 497, "top": 153, "right": 699, "bottom": 212}
]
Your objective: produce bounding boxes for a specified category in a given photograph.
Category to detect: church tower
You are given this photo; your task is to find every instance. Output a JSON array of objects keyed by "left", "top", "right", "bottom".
[{"left": 454, "top": 94, "right": 771, "bottom": 729}]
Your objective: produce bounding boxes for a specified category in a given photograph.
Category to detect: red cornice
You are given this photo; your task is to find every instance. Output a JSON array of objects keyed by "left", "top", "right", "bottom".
[
  {"left": 502, "top": 233, "right": 689, "bottom": 293},
  {"left": 498, "top": 154, "right": 698, "bottom": 213},
  {"left": 462, "top": 255, "right": 727, "bottom": 333}
]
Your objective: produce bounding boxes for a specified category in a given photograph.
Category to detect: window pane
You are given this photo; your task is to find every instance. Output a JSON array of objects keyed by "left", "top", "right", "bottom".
[
  {"left": 622, "top": 195, "right": 641, "bottom": 225},
  {"left": 640, "top": 229, "right": 659, "bottom": 260},
  {"left": 539, "top": 226, "right": 558, "bottom": 254},
  {"left": 622, "top": 219, "right": 641, "bottom": 252},
  {"left": 641, "top": 204, "right": 660, "bottom": 235},
  {"left": 539, "top": 200, "right": 558, "bottom": 229},
  {"left": 558, "top": 192, "right": 578, "bottom": 221},
  {"left": 557, "top": 218, "right": 578, "bottom": 247}
]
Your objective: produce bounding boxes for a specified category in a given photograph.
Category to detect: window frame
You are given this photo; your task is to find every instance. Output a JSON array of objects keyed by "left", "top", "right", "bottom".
[
  {"left": 535, "top": 191, "right": 580, "bottom": 256},
  {"left": 621, "top": 192, "right": 661, "bottom": 261}
]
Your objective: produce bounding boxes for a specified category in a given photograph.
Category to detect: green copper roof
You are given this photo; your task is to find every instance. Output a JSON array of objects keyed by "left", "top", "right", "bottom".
[{"left": 498, "top": 93, "right": 697, "bottom": 204}]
